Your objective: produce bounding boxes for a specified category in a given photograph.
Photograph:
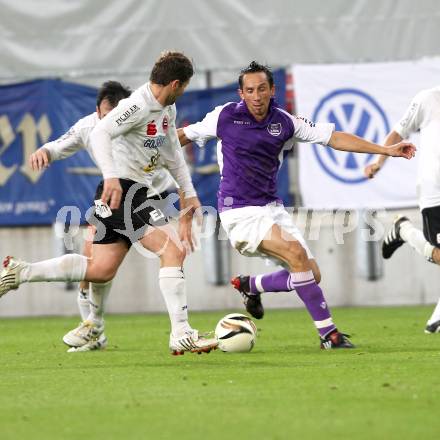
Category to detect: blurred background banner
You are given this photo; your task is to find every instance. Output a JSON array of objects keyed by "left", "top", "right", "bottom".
[
  {"left": 294, "top": 57, "right": 440, "bottom": 209},
  {"left": 0, "top": 79, "right": 99, "bottom": 226},
  {"left": 176, "top": 68, "right": 290, "bottom": 208},
  {"left": 0, "top": 70, "right": 290, "bottom": 226}
]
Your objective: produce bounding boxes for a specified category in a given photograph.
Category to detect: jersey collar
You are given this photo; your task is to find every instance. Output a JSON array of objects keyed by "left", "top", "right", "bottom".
[{"left": 145, "top": 82, "right": 164, "bottom": 110}]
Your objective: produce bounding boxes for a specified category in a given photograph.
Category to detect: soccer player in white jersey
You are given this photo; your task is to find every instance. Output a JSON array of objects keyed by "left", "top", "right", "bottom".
[
  {"left": 178, "top": 61, "right": 416, "bottom": 349},
  {"left": 365, "top": 86, "right": 440, "bottom": 334},
  {"left": 29, "top": 81, "right": 182, "bottom": 352},
  {"left": 0, "top": 52, "right": 218, "bottom": 355}
]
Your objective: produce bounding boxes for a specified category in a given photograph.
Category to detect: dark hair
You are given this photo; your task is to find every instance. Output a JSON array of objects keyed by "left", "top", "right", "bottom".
[
  {"left": 238, "top": 61, "right": 274, "bottom": 89},
  {"left": 96, "top": 81, "right": 131, "bottom": 107},
  {"left": 150, "top": 51, "right": 194, "bottom": 86}
]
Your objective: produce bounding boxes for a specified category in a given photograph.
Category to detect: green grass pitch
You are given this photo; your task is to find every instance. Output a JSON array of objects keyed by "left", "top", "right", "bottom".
[{"left": 1, "top": 306, "right": 440, "bottom": 440}]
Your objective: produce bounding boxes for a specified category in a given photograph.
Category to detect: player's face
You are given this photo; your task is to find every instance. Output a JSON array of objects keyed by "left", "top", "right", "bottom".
[
  {"left": 165, "top": 80, "right": 190, "bottom": 106},
  {"left": 239, "top": 72, "right": 275, "bottom": 121},
  {"left": 96, "top": 98, "right": 114, "bottom": 119}
]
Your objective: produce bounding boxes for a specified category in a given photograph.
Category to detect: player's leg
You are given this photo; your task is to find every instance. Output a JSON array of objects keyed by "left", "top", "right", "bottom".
[
  {"left": 226, "top": 206, "right": 321, "bottom": 319},
  {"left": 232, "top": 259, "right": 321, "bottom": 296},
  {"left": 0, "top": 253, "right": 89, "bottom": 297},
  {"left": 383, "top": 210, "right": 440, "bottom": 332},
  {"left": 76, "top": 225, "right": 95, "bottom": 320},
  {"left": 258, "top": 224, "right": 353, "bottom": 349},
  {"left": 63, "top": 225, "right": 99, "bottom": 350},
  {"left": 382, "top": 215, "right": 435, "bottom": 261},
  {"left": 419, "top": 207, "right": 440, "bottom": 332},
  {"left": 139, "top": 224, "right": 217, "bottom": 355},
  {"left": 63, "top": 241, "right": 128, "bottom": 349},
  {"left": 425, "top": 244, "right": 440, "bottom": 333},
  {"left": 1, "top": 238, "right": 125, "bottom": 296}
]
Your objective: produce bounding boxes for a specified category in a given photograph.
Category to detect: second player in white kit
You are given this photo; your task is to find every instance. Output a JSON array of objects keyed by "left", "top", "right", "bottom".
[{"left": 366, "top": 86, "right": 440, "bottom": 333}]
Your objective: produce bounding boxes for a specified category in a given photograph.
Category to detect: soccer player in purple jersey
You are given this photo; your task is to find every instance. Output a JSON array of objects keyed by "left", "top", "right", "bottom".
[{"left": 178, "top": 61, "right": 416, "bottom": 349}]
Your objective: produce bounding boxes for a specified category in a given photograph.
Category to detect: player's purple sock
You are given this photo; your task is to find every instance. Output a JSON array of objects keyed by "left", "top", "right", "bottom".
[
  {"left": 249, "top": 269, "right": 290, "bottom": 294},
  {"left": 290, "top": 270, "right": 336, "bottom": 337}
]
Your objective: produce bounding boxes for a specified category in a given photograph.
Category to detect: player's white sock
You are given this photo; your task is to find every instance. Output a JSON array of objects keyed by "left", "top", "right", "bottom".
[
  {"left": 427, "top": 297, "right": 440, "bottom": 325},
  {"left": 87, "top": 281, "right": 112, "bottom": 325},
  {"left": 77, "top": 288, "right": 90, "bottom": 321},
  {"left": 19, "top": 254, "right": 88, "bottom": 283},
  {"left": 400, "top": 222, "right": 434, "bottom": 261},
  {"left": 159, "top": 267, "right": 192, "bottom": 338}
]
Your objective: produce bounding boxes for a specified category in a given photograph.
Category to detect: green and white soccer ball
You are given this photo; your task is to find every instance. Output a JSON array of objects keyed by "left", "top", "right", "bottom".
[{"left": 215, "top": 313, "right": 257, "bottom": 352}]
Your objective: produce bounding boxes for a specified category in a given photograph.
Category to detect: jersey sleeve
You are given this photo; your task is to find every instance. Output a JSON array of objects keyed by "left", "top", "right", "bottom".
[
  {"left": 292, "top": 115, "right": 335, "bottom": 145},
  {"left": 43, "top": 120, "right": 86, "bottom": 161},
  {"left": 90, "top": 96, "right": 144, "bottom": 178},
  {"left": 393, "top": 90, "right": 428, "bottom": 138},
  {"left": 161, "top": 106, "right": 196, "bottom": 198},
  {"left": 182, "top": 105, "right": 224, "bottom": 147}
]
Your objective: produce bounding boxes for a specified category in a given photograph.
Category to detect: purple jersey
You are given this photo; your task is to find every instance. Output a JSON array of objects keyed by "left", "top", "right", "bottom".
[{"left": 184, "top": 98, "right": 334, "bottom": 211}]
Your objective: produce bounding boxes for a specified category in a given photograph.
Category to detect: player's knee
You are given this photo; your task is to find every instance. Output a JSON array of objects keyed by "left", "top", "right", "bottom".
[
  {"left": 161, "top": 241, "right": 186, "bottom": 266},
  {"left": 286, "top": 243, "right": 308, "bottom": 266},
  {"left": 100, "top": 270, "right": 116, "bottom": 283},
  {"left": 88, "top": 263, "right": 116, "bottom": 283}
]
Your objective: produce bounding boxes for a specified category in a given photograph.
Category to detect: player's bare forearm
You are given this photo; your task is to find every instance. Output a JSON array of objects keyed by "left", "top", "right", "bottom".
[
  {"left": 329, "top": 131, "right": 386, "bottom": 154},
  {"left": 177, "top": 128, "right": 191, "bottom": 146},
  {"left": 329, "top": 131, "right": 416, "bottom": 159}
]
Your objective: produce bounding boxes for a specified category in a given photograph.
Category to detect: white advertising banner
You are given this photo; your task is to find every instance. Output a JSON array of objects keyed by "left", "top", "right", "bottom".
[{"left": 294, "top": 58, "right": 440, "bottom": 209}]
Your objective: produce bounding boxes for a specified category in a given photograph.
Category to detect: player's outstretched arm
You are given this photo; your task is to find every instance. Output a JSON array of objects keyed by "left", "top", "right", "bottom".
[
  {"left": 364, "top": 130, "right": 404, "bottom": 178},
  {"left": 328, "top": 131, "right": 416, "bottom": 160},
  {"left": 29, "top": 123, "right": 85, "bottom": 171}
]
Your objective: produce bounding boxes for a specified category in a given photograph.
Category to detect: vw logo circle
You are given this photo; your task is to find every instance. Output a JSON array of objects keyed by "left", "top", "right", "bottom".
[{"left": 312, "top": 88, "right": 390, "bottom": 183}]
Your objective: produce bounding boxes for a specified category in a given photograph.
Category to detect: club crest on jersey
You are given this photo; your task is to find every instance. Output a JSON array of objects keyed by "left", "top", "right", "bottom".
[
  {"left": 162, "top": 116, "right": 169, "bottom": 132},
  {"left": 146, "top": 121, "right": 157, "bottom": 136},
  {"left": 267, "top": 123, "right": 282, "bottom": 136}
]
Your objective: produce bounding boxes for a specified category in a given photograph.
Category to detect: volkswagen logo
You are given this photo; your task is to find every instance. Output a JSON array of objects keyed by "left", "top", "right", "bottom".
[{"left": 312, "top": 88, "right": 390, "bottom": 184}]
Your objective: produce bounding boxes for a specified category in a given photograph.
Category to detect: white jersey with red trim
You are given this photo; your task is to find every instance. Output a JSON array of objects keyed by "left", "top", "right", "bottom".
[
  {"left": 90, "top": 82, "right": 195, "bottom": 198},
  {"left": 42, "top": 112, "right": 176, "bottom": 197},
  {"left": 393, "top": 86, "right": 440, "bottom": 210}
]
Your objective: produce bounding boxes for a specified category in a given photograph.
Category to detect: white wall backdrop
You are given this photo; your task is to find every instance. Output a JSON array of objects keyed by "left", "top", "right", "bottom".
[
  {"left": 1, "top": 0, "right": 440, "bottom": 88},
  {"left": 1, "top": 209, "right": 439, "bottom": 318}
]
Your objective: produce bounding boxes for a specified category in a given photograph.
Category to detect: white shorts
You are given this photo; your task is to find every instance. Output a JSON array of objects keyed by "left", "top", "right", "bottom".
[{"left": 219, "top": 204, "right": 313, "bottom": 263}]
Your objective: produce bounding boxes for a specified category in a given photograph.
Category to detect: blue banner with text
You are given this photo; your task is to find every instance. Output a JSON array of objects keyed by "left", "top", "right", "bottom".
[
  {"left": 0, "top": 79, "right": 99, "bottom": 226},
  {"left": 0, "top": 71, "right": 288, "bottom": 226}
]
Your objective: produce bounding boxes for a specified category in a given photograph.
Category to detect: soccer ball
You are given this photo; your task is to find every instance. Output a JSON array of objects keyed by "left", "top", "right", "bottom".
[{"left": 215, "top": 313, "right": 257, "bottom": 352}]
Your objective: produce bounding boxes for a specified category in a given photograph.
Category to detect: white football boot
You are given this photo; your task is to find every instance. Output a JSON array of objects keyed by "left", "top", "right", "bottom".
[
  {"left": 63, "top": 320, "right": 104, "bottom": 348},
  {"left": 169, "top": 329, "right": 218, "bottom": 356},
  {"left": 67, "top": 333, "right": 108, "bottom": 352},
  {"left": 0, "top": 256, "right": 26, "bottom": 298}
]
